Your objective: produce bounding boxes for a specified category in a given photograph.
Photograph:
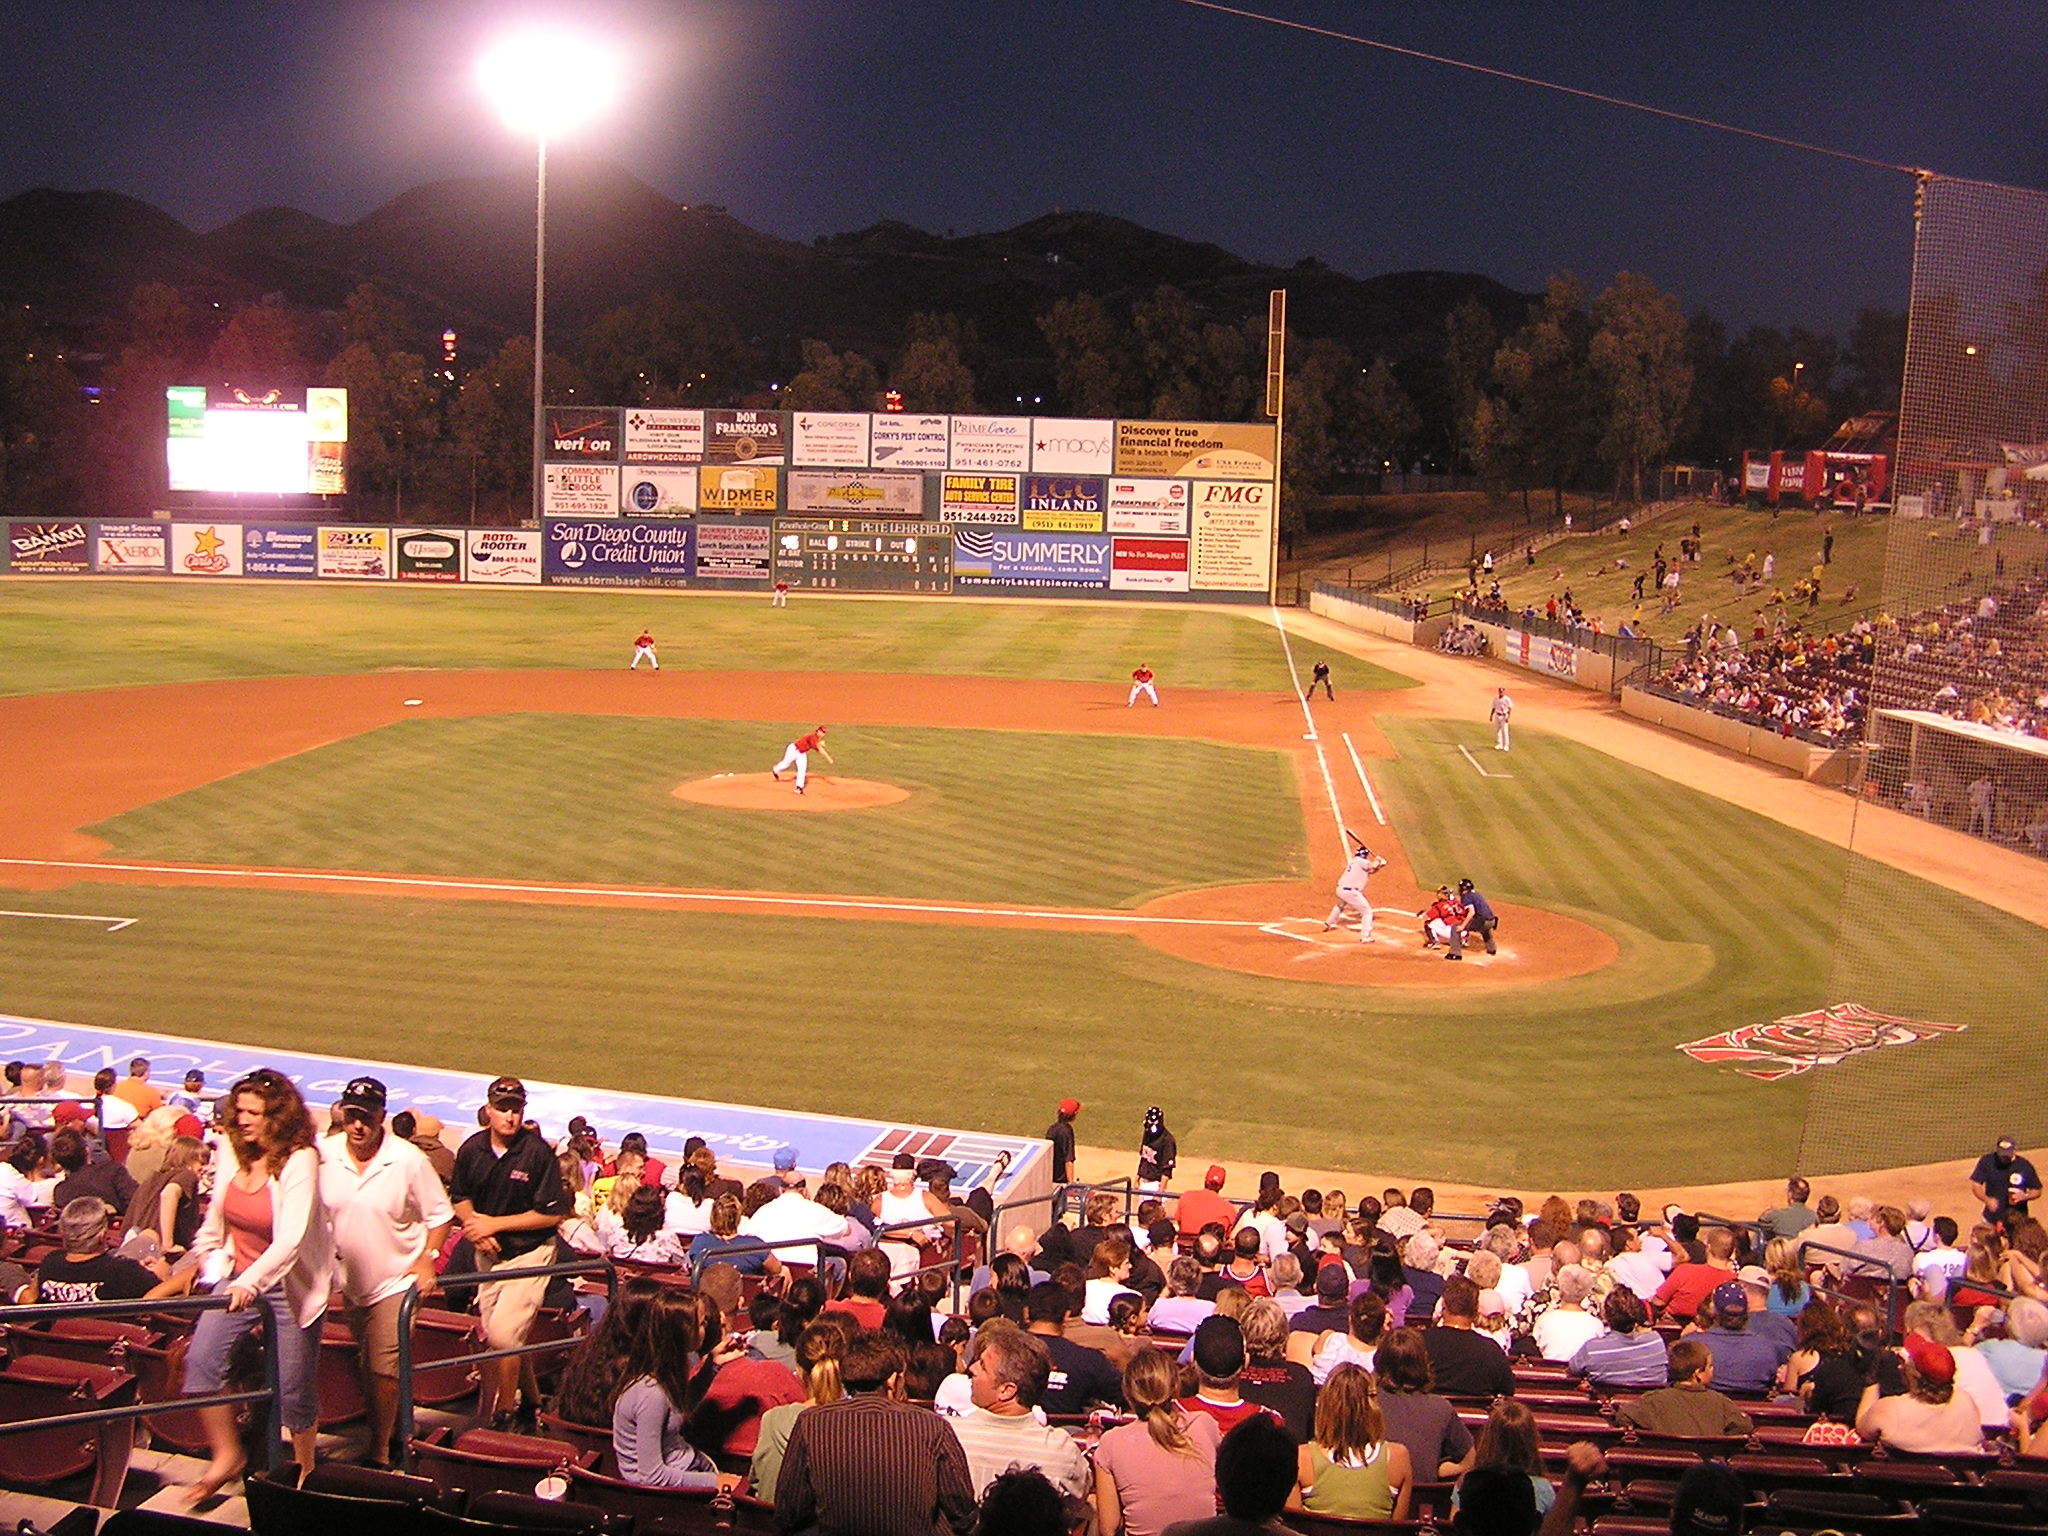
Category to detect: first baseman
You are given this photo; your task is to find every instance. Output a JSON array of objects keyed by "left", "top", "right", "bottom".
[
  {"left": 771, "top": 726, "right": 834, "bottom": 794},
  {"left": 1128, "top": 664, "right": 1159, "bottom": 707},
  {"left": 1490, "top": 686, "right": 1513, "bottom": 751},
  {"left": 1325, "top": 838, "right": 1388, "bottom": 943},
  {"left": 630, "top": 629, "right": 658, "bottom": 670}
]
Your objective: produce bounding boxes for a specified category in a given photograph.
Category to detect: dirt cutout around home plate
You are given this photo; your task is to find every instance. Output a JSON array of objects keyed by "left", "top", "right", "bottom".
[{"left": 672, "top": 773, "right": 910, "bottom": 811}]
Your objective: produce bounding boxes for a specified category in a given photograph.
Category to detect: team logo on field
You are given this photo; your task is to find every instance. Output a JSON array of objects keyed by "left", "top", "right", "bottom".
[{"left": 1676, "top": 1003, "right": 1965, "bottom": 1081}]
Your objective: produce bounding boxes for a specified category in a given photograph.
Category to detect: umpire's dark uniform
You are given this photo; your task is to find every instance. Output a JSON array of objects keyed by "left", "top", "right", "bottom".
[{"left": 1460, "top": 881, "right": 1499, "bottom": 955}]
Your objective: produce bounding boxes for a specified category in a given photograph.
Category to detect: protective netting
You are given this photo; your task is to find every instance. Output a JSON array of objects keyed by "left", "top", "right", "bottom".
[{"left": 1797, "top": 175, "right": 2048, "bottom": 1174}]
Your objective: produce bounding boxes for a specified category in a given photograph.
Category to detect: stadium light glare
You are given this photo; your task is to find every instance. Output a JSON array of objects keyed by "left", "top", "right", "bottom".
[{"left": 477, "top": 30, "right": 621, "bottom": 140}]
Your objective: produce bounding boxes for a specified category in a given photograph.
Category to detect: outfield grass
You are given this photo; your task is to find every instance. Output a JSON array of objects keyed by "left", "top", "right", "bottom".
[
  {"left": 89, "top": 717, "right": 1308, "bottom": 909},
  {"left": 0, "top": 580, "right": 1412, "bottom": 698},
  {"left": 10, "top": 718, "right": 2044, "bottom": 1184}
]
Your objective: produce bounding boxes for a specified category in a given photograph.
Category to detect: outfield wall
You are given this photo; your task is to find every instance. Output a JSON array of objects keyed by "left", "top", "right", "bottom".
[
  {"left": 1620, "top": 686, "right": 1848, "bottom": 779},
  {"left": 1308, "top": 584, "right": 1451, "bottom": 646},
  {"left": 18, "top": 411, "right": 1281, "bottom": 605}
]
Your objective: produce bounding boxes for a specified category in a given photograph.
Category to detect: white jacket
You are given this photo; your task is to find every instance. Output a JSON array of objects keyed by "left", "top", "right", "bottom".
[{"left": 188, "top": 1145, "right": 333, "bottom": 1329}]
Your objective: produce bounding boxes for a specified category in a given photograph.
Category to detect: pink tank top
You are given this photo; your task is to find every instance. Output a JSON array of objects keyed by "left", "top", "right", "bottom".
[{"left": 222, "top": 1177, "right": 274, "bottom": 1276}]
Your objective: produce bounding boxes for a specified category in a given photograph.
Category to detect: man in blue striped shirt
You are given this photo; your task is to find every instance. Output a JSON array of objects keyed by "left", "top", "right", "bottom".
[{"left": 1567, "top": 1288, "right": 1670, "bottom": 1388}]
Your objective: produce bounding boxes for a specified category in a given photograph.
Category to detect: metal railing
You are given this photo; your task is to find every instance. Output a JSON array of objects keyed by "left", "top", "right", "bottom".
[
  {"left": 394, "top": 1252, "right": 616, "bottom": 1473},
  {"left": 0, "top": 1290, "right": 287, "bottom": 1472}
]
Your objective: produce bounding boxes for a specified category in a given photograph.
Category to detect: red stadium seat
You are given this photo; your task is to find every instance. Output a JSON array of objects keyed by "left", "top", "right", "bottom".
[
  {"left": 409, "top": 1425, "right": 592, "bottom": 1499},
  {"left": 0, "top": 1354, "right": 136, "bottom": 1485}
]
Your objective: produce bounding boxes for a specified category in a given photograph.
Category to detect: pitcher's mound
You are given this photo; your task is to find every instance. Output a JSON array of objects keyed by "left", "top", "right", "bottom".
[{"left": 671, "top": 773, "right": 910, "bottom": 811}]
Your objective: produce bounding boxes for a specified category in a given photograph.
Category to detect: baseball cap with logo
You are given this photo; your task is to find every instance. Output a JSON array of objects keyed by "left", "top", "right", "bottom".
[
  {"left": 1903, "top": 1332, "right": 1957, "bottom": 1383},
  {"left": 1999, "top": 1135, "right": 2019, "bottom": 1155},
  {"left": 486, "top": 1076, "right": 527, "bottom": 1109},
  {"left": 1712, "top": 1281, "right": 1750, "bottom": 1313},
  {"left": 1204, "top": 1165, "right": 1227, "bottom": 1190},
  {"left": 773, "top": 1146, "right": 798, "bottom": 1172},
  {"left": 339, "top": 1077, "right": 387, "bottom": 1114},
  {"left": 1671, "top": 1463, "right": 1749, "bottom": 1536},
  {"left": 1058, "top": 1098, "right": 1081, "bottom": 1117}
]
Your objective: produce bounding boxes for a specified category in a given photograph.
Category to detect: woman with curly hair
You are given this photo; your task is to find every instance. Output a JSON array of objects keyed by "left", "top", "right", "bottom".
[{"left": 178, "top": 1068, "right": 331, "bottom": 1499}]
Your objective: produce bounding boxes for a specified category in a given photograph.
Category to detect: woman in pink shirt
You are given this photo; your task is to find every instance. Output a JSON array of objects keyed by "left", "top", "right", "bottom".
[
  {"left": 178, "top": 1068, "right": 332, "bottom": 1500},
  {"left": 1093, "top": 1347, "right": 1219, "bottom": 1536}
]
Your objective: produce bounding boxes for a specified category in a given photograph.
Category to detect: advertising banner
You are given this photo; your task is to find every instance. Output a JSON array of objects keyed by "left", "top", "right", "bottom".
[
  {"left": 948, "top": 415, "right": 1031, "bottom": 473},
  {"left": 544, "top": 407, "right": 621, "bottom": 461},
  {"left": 870, "top": 413, "right": 949, "bottom": 471},
  {"left": 1513, "top": 630, "right": 1578, "bottom": 679},
  {"left": 465, "top": 528, "right": 543, "bottom": 585},
  {"left": 242, "top": 524, "right": 319, "bottom": 578},
  {"left": 317, "top": 525, "right": 390, "bottom": 580},
  {"left": 622, "top": 408, "right": 704, "bottom": 465},
  {"left": 545, "top": 518, "right": 695, "bottom": 586},
  {"left": 1114, "top": 420, "right": 1276, "bottom": 479},
  {"left": 693, "top": 519, "right": 772, "bottom": 580},
  {"left": 790, "top": 412, "right": 872, "bottom": 468},
  {"left": 1190, "top": 480, "right": 1273, "bottom": 592},
  {"left": 171, "top": 523, "right": 242, "bottom": 577},
  {"left": 1111, "top": 536, "right": 1191, "bottom": 592},
  {"left": 394, "top": 528, "right": 465, "bottom": 582},
  {"left": 698, "top": 464, "right": 780, "bottom": 513},
  {"left": 93, "top": 522, "right": 168, "bottom": 574},
  {"left": 1107, "top": 477, "right": 1189, "bottom": 535},
  {"left": 6, "top": 520, "right": 88, "bottom": 573},
  {"left": 1030, "top": 417, "right": 1114, "bottom": 474},
  {"left": 953, "top": 528, "right": 1111, "bottom": 589},
  {"left": 620, "top": 466, "right": 697, "bottom": 516},
  {"left": 786, "top": 469, "right": 925, "bottom": 517},
  {"left": 544, "top": 463, "right": 621, "bottom": 516},
  {"left": 1021, "top": 474, "right": 1106, "bottom": 533},
  {"left": 940, "top": 473, "right": 1021, "bottom": 525},
  {"left": 705, "top": 409, "right": 786, "bottom": 464}
]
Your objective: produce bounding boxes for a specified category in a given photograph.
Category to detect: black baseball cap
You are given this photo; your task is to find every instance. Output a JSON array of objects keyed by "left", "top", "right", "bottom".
[
  {"left": 339, "top": 1077, "right": 387, "bottom": 1114},
  {"left": 486, "top": 1076, "right": 527, "bottom": 1108}
]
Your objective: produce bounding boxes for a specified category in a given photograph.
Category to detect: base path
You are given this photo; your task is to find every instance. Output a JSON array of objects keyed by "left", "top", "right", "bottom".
[
  {"left": 0, "top": 667, "right": 1615, "bottom": 990},
  {"left": 671, "top": 773, "right": 910, "bottom": 811}
]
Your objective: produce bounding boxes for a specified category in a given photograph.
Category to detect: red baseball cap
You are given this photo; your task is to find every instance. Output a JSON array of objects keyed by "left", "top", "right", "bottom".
[
  {"left": 52, "top": 1100, "right": 88, "bottom": 1124},
  {"left": 173, "top": 1114, "right": 205, "bottom": 1139},
  {"left": 1205, "top": 1165, "right": 1227, "bottom": 1190},
  {"left": 1058, "top": 1098, "right": 1080, "bottom": 1117},
  {"left": 1903, "top": 1333, "right": 1956, "bottom": 1384}
]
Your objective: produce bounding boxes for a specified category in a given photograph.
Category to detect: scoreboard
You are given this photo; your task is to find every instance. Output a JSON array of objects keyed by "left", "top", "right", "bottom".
[{"left": 772, "top": 520, "right": 952, "bottom": 593}]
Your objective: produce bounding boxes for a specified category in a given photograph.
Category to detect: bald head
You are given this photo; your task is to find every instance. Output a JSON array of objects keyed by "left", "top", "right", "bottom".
[{"left": 1004, "top": 1225, "right": 1037, "bottom": 1259}]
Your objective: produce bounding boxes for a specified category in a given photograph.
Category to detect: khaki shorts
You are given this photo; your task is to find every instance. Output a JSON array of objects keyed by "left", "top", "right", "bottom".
[
  {"left": 343, "top": 1292, "right": 409, "bottom": 1379},
  {"left": 475, "top": 1239, "right": 557, "bottom": 1351}
]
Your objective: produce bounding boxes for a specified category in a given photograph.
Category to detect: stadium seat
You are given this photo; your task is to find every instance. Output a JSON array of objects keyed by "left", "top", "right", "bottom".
[
  {"left": 245, "top": 1464, "right": 433, "bottom": 1536},
  {"left": 429, "top": 1490, "right": 617, "bottom": 1533},
  {"left": 99, "top": 1512, "right": 234, "bottom": 1536},
  {"left": 300, "top": 1459, "right": 443, "bottom": 1504},
  {"left": 0, "top": 1354, "right": 137, "bottom": 1485},
  {"left": 535, "top": 1410, "right": 615, "bottom": 1474},
  {"left": 3, "top": 1318, "right": 162, "bottom": 1367},
  {"left": 725, "top": 1491, "right": 780, "bottom": 1531},
  {"left": 410, "top": 1425, "right": 592, "bottom": 1498},
  {"left": 1766, "top": 1487, "right": 1921, "bottom": 1534},
  {"left": 1917, "top": 1500, "right": 2048, "bottom": 1536},
  {"left": 1286, "top": 1516, "right": 1431, "bottom": 1536},
  {"left": 315, "top": 1320, "right": 368, "bottom": 1426},
  {"left": 411, "top": 1306, "right": 489, "bottom": 1406},
  {"left": 566, "top": 1465, "right": 726, "bottom": 1531},
  {"left": 121, "top": 1335, "right": 212, "bottom": 1456}
]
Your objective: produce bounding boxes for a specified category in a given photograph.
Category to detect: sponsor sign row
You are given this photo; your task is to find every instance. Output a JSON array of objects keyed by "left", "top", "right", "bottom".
[
  {"left": 544, "top": 408, "right": 1276, "bottom": 479},
  {"left": 4, "top": 522, "right": 545, "bottom": 584}
]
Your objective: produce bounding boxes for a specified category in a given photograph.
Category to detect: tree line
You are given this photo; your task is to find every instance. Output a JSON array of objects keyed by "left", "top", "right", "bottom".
[{"left": 0, "top": 272, "right": 1904, "bottom": 526}]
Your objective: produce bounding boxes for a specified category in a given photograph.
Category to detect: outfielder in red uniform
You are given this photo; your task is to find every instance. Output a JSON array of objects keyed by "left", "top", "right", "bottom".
[
  {"left": 630, "top": 630, "right": 658, "bottom": 670},
  {"left": 770, "top": 726, "right": 834, "bottom": 794},
  {"left": 1128, "top": 665, "right": 1159, "bottom": 707}
]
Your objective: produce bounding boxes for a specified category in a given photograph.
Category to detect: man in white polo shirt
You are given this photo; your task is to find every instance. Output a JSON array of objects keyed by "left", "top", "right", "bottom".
[
  {"left": 743, "top": 1146, "right": 853, "bottom": 1270},
  {"left": 320, "top": 1076, "right": 454, "bottom": 1468}
]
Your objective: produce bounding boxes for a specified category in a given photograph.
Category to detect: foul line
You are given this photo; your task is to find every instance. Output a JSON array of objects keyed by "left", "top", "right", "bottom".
[
  {"left": 0, "top": 858, "right": 1268, "bottom": 931},
  {"left": 1271, "top": 604, "right": 1319, "bottom": 742},
  {"left": 1456, "top": 744, "right": 1494, "bottom": 778},
  {"left": 0, "top": 908, "right": 136, "bottom": 933},
  {"left": 1340, "top": 733, "right": 1386, "bottom": 826}
]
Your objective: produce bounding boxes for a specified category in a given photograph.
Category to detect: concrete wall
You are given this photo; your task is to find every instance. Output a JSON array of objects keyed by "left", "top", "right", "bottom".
[
  {"left": 1311, "top": 588, "right": 1423, "bottom": 644},
  {"left": 1467, "top": 620, "right": 1621, "bottom": 695},
  {"left": 1620, "top": 687, "right": 1847, "bottom": 779}
]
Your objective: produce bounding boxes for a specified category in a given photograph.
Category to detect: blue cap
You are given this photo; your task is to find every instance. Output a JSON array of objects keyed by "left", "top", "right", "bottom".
[{"left": 773, "top": 1146, "right": 798, "bottom": 1172}]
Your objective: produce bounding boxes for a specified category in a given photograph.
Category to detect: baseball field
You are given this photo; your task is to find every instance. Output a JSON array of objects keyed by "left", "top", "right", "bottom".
[{"left": 1, "top": 578, "right": 2042, "bottom": 1189}]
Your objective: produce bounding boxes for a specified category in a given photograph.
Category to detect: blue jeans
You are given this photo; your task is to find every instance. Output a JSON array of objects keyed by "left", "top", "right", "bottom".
[{"left": 181, "top": 1281, "right": 325, "bottom": 1433}]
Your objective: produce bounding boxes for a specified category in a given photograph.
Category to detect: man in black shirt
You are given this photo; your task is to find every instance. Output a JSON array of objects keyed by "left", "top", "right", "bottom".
[
  {"left": 1971, "top": 1136, "right": 2041, "bottom": 1232},
  {"left": 37, "top": 1197, "right": 163, "bottom": 1303},
  {"left": 449, "top": 1076, "right": 570, "bottom": 1426},
  {"left": 1289, "top": 1262, "right": 1355, "bottom": 1335},
  {"left": 50, "top": 1126, "right": 137, "bottom": 1218},
  {"left": 1421, "top": 1275, "right": 1517, "bottom": 1399},
  {"left": 1023, "top": 1281, "right": 1123, "bottom": 1413},
  {"left": 1045, "top": 1098, "right": 1079, "bottom": 1193}
]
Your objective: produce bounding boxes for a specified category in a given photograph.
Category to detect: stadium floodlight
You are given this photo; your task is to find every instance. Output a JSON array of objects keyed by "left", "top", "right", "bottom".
[{"left": 478, "top": 29, "right": 623, "bottom": 524}]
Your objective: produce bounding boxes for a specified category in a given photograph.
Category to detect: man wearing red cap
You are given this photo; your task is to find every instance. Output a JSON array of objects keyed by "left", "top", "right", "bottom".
[
  {"left": 1176, "top": 1166, "right": 1239, "bottom": 1239},
  {"left": 770, "top": 726, "right": 834, "bottom": 795},
  {"left": 1855, "top": 1334, "right": 1985, "bottom": 1452},
  {"left": 1045, "top": 1099, "right": 1080, "bottom": 1191}
]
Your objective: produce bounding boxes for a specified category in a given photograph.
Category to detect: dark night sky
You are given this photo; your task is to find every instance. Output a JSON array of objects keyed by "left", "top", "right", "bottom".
[{"left": 4, "top": 2, "right": 2045, "bottom": 334}]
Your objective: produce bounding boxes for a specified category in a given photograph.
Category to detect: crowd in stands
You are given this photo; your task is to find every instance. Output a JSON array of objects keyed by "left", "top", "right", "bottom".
[
  {"left": 1654, "top": 616, "right": 1876, "bottom": 744},
  {"left": 4, "top": 1060, "right": 2048, "bottom": 1532},
  {"left": 1869, "top": 574, "right": 2048, "bottom": 741}
]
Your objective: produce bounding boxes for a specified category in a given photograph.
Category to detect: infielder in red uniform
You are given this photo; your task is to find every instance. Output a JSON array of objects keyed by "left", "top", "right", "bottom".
[
  {"left": 770, "top": 726, "right": 834, "bottom": 794},
  {"left": 1128, "top": 665, "right": 1159, "bottom": 707},
  {"left": 630, "top": 630, "right": 658, "bottom": 670}
]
